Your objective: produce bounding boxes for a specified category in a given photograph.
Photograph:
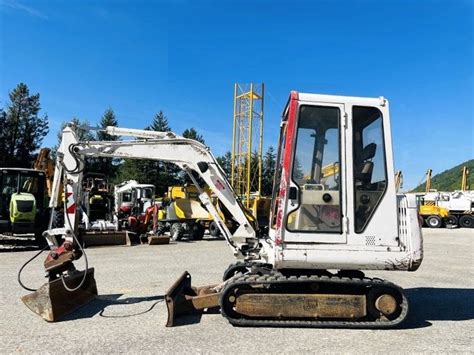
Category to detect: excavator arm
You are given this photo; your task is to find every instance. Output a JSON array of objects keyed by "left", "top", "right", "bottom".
[
  {"left": 22, "top": 123, "right": 261, "bottom": 322},
  {"left": 46, "top": 124, "right": 259, "bottom": 259}
]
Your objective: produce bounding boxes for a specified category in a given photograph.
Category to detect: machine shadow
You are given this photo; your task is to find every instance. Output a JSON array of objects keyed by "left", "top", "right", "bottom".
[
  {"left": 61, "top": 287, "right": 474, "bottom": 328},
  {"left": 0, "top": 247, "right": 40, "bottom": 253},
  {"left": 171, "top": 306, "right": 220, "bottom": 327},
  {"left": 402, "top": 287, "right": 474, "bottom": 329},
  {"left": 202, "top": 236, "right": 226, "bottom": 242},
  {"left": 61, "top": 294, "right": 164, "bottom": 321}
]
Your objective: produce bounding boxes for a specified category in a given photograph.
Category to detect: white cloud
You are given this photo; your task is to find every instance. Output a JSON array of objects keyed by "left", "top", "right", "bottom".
[{"left": 1, "top": 0, "right": 48, "bottom": 20}]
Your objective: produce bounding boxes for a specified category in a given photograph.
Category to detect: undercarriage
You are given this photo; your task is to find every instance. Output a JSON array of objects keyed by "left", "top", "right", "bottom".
[{"left": 165, "top": 262, "right": 408, "bottom": 329}]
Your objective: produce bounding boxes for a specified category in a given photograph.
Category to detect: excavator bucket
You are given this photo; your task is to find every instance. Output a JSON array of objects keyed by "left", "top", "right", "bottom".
[
  {"left": 21, "top": 268, "right": 97, "bottom": 322},
  {"left": 165, "top": 271, "right": 220, "bottom": 327}
]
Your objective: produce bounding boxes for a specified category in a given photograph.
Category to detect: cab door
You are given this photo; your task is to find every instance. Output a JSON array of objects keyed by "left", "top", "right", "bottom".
[
  {"left": 346, "top": 103, "right": 398, "bottom": 246},
  {"left": 279, "top": 99, "right": 348, "bottom": 244}
]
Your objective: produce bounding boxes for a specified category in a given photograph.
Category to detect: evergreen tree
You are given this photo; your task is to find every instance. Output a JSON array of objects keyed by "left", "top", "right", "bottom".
[
  {"left": 262, "top": 146, "right": 276, "bottom": 196},
  {"left": 0, "top": 83, "right": 49, "bottom": 167},
  {"left": 182, "top": 127, "right": 205, "bottom": 144},
  {"left": 0, "top": 109, "right": 8, "bottom": 163},
  {"left": 178, "top": 127, "right": 206, "bottom": 184},
  {"left": 94, "top": 108, "right": 119, "bottom": 177},
  {"left": 147, "top": 111, "right": 170, "bottom": 131},
  {"left": 114, "top": 158, "right": 149, "bottom": 185},
  {"left": 216, "top": 151, "right": 232, "bottom": 177},
  {"left": 97, "top": 107, "right": 119, "bottom": 141},
  {"left": 56, "top": 117, "right": 95, "bottom": 144}
]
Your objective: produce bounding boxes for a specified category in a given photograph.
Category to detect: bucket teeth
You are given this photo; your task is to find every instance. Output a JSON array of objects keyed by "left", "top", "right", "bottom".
[{"left": 21, "top": 268, "right": 97, "bottom": 322}]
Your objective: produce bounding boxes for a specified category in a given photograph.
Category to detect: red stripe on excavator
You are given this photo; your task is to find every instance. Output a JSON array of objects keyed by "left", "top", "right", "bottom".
[
  {"left": 282, "top": 91, "right": 298, "bottom": 173},
  {"left": 66, "top": 203, "right": 76, "bottom": 214},
  {"left": 275, "top": 91, "right": 298, "bottom": 244},
  {"left": 66, "top": 191, "right": 75, "bottom": 214}
]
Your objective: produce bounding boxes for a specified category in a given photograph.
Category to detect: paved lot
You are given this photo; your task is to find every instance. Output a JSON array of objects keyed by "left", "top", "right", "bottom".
[{"left": 1, "top": 228, "right": 473, "bottom": 353}]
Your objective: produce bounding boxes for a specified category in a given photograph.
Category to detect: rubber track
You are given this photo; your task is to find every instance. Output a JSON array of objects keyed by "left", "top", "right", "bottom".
[{"left": 220, "top": 273, "right": 409, "bottom": 329}]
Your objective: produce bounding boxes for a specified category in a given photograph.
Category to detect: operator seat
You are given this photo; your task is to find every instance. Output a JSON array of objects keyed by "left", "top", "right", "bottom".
[{"left": 355, "top": 143, "right": 377, "bottom": 188}]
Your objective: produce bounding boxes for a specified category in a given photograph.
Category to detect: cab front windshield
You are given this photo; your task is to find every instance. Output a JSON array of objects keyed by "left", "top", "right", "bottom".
[
  {"left": 141, "top": 187, "right": 154, "bottom": 199},
  {"left": 0, "top": 171, "right": 45, "bottom": 212}
]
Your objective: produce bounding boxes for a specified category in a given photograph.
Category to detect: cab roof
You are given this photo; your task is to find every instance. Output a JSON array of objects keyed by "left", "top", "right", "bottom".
[{"left": 283, "top": 91, "right": 388, "bottom": 116}]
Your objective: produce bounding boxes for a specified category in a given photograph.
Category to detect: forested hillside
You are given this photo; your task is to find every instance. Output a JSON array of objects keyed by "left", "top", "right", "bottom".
[{"left": 412, "top": 159, "right": 474, "bottom": 192}]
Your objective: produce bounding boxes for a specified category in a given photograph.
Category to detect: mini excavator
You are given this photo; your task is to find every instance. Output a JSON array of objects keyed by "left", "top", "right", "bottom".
[{"left": 20, "top": 92, "right": 423, "bottom": 328}]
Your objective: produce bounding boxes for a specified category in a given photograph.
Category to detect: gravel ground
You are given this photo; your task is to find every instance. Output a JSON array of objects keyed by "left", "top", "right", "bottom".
[{"left": 1, "top": 228, "right": 473, "bottom": 353}]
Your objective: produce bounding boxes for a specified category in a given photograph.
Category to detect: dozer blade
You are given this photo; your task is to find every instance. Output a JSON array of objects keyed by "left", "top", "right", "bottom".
[
  {"left": 147, "top": 235, "right": 170, "bottom": 245},
  {"left": 21, "top": 268, "right": 97, "bottom": 322},
  {"left": 165, "top": 271, "right": 220, "bottom": 327},
  {"left": 81, "top": 231, "right": 138, "bottom": 247}
]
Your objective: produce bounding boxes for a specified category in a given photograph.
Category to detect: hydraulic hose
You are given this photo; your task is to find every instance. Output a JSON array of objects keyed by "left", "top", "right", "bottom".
[
  {"left": 60, "top": 173, "right": 89, "bottom": 292},
  {"left": 59, "top": 144, "right": 85, "bottom": 175},
  {"left": 17, "top": 245, "right": 49, "bottom": 292}
]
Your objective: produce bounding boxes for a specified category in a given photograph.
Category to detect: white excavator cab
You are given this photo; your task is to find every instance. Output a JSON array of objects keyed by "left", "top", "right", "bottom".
[{"left": 266, "top": 92, "right": 422, "bottom": 271}]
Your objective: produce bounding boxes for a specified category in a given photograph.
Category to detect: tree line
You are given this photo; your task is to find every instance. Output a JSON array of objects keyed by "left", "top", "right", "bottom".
[{"left": 0, "top": 83, "right": 277, "bottom": 197}]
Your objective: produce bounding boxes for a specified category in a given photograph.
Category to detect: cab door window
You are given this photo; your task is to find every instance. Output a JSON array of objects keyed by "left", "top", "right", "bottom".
[
  {"left": 352, "top": 106, "right": 387, "bottom": 233},
  {"left": 287, "top": 105, "right": 342, "bottom": 233},
  {"left": 0, "top": 173, "right": 19, "bottom": 216}
]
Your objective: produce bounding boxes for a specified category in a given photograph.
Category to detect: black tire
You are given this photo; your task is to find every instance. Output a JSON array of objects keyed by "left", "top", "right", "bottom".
[
  {"left": 155, "top": 222, "right": 167, "bottom": 235},
  {"left": 426, "top": 215, "right": 442, "bottom": 228},
  {"left": 459, "top": 215, "right": 473, "bottom": 228},
  {"left": 444, "top": 215, "right": 458, "bottom": 227},
  {"left": 51, "top": 209, "right": 64, "bottom": 228},
  {"left": 209, "top": 221, "right": 221, "bottom": 237},
  {"left": 191, "top": 223, "right": 205, "bottom": 240},
  {"left": 171, "top": 223, "right": 184, "bottom": 241}
]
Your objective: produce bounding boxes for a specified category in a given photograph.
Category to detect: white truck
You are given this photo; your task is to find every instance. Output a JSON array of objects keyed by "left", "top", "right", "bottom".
[{"left": 424, "top": 190, "right": 474, "bottom": 228}]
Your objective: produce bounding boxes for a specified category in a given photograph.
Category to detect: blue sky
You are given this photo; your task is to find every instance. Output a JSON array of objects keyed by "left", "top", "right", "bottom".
[{"left": 0, "top": 0, "right": 472, "bottom": 190}]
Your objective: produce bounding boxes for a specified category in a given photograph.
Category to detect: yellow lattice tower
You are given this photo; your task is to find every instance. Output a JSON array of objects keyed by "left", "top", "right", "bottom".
[{"left": 231, "top": 83, "right": 264, "bottom": 209}]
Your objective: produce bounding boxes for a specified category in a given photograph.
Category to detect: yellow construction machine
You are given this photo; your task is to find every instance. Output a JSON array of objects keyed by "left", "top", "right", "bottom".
[
  {"left": 416, "top": 169, "right": 451, "bottom": 228},
  {"left": 156, "top": 185, "right": 213, "bottom": 240},
  {"left": 0, "top": 148, "right": 53, "bottom": 244},
  {"left": 418, "top": 197, "right": 450, "bottom": 228}
]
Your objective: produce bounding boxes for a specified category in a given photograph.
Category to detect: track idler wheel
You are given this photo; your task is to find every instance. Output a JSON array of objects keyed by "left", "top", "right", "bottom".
[{"left": 366, "top": 286, "right": 405, "bottom": 321}]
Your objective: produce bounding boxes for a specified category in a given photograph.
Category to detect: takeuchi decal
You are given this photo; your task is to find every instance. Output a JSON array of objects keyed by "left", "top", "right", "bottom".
[{"left": 214, "top": 179, "right": 225, "bottom": 191}]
